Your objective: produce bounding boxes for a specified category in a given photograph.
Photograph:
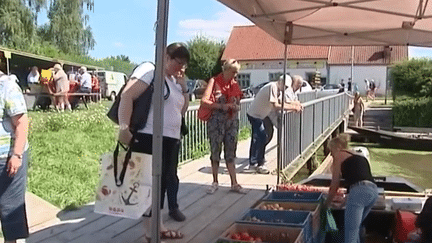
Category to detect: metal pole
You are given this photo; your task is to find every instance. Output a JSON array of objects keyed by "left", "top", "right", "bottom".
[
  {"left": 278, "top": 22, "right": 292, "bottom": 185},
  {"left": 277, "top": 44, "right": 288, "bottom": 185},
  {"left": 350, "top": 46, "right": 354, "bottom": 85},
  {"left": 6, "top": 58, "right": 10, "bottom": 75},
  {"left": 152, "top": 0, "right": 169, "bottom": 242}
]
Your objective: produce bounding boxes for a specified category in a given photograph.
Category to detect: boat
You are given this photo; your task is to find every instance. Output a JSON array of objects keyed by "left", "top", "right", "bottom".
[{"left": 349, "top": 126, "right": 432, "bottom": 151}]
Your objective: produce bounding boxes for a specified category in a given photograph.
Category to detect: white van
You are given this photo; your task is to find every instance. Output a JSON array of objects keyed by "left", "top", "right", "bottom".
[{"left": 97, "top": 71, "right": 128, "bottom": 100}]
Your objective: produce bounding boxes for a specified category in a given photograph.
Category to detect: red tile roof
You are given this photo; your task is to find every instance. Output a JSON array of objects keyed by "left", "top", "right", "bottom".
[{"left": 222, "top": 25, "right": 408, "bottom": 65}]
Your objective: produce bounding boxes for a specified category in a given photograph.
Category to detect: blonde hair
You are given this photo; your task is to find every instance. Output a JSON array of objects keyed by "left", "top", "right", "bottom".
[
  {"left": 328, "top": 134, "right": 350, "bottom": 151},
  {"left": 222, "top": 59, "right": 241, "bottom": 72}
]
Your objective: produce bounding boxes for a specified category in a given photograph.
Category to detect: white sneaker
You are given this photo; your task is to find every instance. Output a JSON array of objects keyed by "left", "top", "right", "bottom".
[
  {"left": 256, "top": 165, "right": 270, "bottom": 174},
  {"left": 245, "top": 164, "right": 257, "bottom": 170}
]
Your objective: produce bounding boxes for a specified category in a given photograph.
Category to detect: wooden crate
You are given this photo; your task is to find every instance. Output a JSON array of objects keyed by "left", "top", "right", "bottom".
[
  {"left": 255, "top": 201, "right": 321, "bottom": 243},
  {"left": 217, "top": 223, "right": 306, "bottom": 243}
]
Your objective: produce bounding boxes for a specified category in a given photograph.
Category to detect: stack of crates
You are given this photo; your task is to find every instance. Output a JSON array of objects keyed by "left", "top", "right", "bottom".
[
  {"left": 260, "top": 191, "right": 324, "bottom": 243},
  {"left": 217, "top": 191, "right": 324, "bottom": 243}
]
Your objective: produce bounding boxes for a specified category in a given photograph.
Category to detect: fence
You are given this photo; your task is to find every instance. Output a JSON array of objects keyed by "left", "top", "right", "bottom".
[
  {"left": 281, "top": 92, "right": 350, "bottom": 169},
  {"left": 297, "top": 90, "right": 341, "bottom": 103},
  {"left": 179, "top": 98, "right": 253, "bottom": 163}
]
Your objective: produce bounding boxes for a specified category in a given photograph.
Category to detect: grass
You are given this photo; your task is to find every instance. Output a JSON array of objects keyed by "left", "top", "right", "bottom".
[{"left": 28, "top": 102, "right": 117, "bottom": 209}]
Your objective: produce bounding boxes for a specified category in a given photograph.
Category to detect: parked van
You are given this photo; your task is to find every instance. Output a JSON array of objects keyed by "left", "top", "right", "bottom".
[{"left": 97, "top": 71, "right": 127, "bottom": 100}]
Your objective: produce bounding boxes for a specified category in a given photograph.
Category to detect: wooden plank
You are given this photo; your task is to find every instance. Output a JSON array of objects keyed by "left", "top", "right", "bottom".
[
  {"left": 191, "top": 189, "right": 265, "bottom": 243},
  {"left": 175, "top": 189, "right": 246, "bottom": 242},
  {"left": 311, "top": 154, "right": 332, "bottom": 176},
  {"left": 28, "top": 205, "right": 105, "bottom": 242},
  {"left": 59, "top": 216, "right": 125, "bottom": 243}
]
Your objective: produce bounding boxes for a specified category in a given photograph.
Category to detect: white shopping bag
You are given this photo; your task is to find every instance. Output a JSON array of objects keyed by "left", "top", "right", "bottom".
[{"left": 94, "top": 143, "right": 152, "bottom": 219}]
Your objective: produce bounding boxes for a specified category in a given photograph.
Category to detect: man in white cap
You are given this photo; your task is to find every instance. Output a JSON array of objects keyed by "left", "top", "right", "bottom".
[
  {"left": 78, "top": 66, "right": 92, "bottom": 94},
  {"left": 246, "top": 75, "right": 302, "bottom": 174}
]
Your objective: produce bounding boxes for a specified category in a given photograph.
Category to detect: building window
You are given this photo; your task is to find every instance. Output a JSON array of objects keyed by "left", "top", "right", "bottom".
[
  {"left": 269, "top": 72, "right": 284, "bottom": 81},
  {"left": 237, "top": 73, "right": 251, "bottom": 88}
]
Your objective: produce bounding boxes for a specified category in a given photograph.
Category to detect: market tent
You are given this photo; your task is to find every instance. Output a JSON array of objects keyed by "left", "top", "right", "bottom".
[{"left": 217, "top": 0, "right": 432, "bottom": 46}]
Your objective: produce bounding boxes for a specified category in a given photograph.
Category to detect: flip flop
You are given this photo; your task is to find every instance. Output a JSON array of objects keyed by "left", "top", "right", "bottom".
[
  {"left": 160, "top": 230, "right": 184, "bottom": 239},
  {"left": 230, "top": 184, "right": 247, "bottom": 194}
]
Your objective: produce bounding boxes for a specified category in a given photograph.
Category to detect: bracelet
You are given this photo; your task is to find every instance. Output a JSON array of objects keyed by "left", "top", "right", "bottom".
[
  {"left": 119, "top": 124, "right": 129, "bottom": 130},
  {"left": 12, "top": 153, "right": 23, "bottom": 159}
]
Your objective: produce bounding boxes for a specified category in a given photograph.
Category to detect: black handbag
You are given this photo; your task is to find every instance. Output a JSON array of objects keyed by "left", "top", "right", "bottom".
[
  {"left": 107, "top": 79, "right": 155, "bottom": 132},
  {"left": 107, "top": 63, "right": 171, "bottom": 133}
]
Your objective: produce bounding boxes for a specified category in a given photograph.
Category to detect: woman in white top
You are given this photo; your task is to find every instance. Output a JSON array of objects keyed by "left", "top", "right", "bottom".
[{"left": 118, "top": 43, "right": 189, "bottom": 240}]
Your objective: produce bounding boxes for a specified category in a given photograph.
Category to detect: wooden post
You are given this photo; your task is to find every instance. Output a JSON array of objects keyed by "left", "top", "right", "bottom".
[
  {"left": 307, "top": 154, "right": 317, "bottom": 175},
  {"left": 323, "top": 138, "right": 330, "bottom": 156}
]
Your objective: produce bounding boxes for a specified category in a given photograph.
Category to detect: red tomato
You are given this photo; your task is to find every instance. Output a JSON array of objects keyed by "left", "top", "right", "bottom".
[
  {"left": 240, "top": 232, "right": 250, "bottom": 240},
  {"left": 231, "top": 233, "right": 241, "bottom": 240}
]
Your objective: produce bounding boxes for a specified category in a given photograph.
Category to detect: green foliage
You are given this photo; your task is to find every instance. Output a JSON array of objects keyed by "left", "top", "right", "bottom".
[
  {"left": 28, "top": 103, "right": 116, "bottom": 208},
  {"left": 47, "top": 0, "right": 95, "bottom": 55},
  {"left": 0, "top": 0, "right": 36, "bottom": 49},
  {"left": 186, "top": 35, "right": 225, "bottom": 81},
  {"left": 391, "top": 58, "right": 432, "bottom": 98},
  {"left": 393, "top": 97, "right": 432, "bottom": 127}
]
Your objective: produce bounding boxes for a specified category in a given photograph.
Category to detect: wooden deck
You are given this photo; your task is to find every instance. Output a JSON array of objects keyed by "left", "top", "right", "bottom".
[{"left": 27, "top": 137, "right": 279, "bottom": 243}]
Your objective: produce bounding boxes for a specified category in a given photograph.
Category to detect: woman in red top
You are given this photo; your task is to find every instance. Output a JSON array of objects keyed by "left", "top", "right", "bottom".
[{"left": 201, "top": 59, "right": 245, "bottom": 194}]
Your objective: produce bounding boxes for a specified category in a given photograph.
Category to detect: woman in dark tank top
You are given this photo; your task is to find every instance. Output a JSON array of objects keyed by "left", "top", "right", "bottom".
[{"left": 324, "top": 134, "right": 378, "bottom": 243}]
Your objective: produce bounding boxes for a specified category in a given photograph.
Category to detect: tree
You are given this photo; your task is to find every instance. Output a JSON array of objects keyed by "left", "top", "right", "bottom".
[
  {"left": 47, "top": 0, "right": 95, "bottom": 55},
  {"left": 391, "top": 58, "right": 432, "bottom": 98},
  {"left": 0, "top": 0, "right": 36, "bottom": 49},
  {"left": 186, "top": 35, "right": 225, "bottom": 81}
]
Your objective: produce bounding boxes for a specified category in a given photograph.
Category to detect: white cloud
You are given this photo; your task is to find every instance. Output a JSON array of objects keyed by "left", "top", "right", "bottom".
[
  {"left": 114, "top": 42, "right": 124, "bottom": 48},
  {"left": 177, "top": 7, "right": 252, "bottom": 40}
]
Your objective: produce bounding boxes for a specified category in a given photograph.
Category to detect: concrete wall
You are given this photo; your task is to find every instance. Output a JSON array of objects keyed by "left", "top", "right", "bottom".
[{"left": 328, "top": 65, "right": 388, "bottom": 95}]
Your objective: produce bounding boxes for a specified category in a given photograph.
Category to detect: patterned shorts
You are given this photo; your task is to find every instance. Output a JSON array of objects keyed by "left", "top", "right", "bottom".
[{"left": 207, "top": 111, "right": 239, "bottom": 163}]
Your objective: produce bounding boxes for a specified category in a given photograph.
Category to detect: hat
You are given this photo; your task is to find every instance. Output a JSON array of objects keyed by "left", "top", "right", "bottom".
[
  {"left": 53, "top": 64, "right": 62, "bottom": 70},
  {"left": 80, "top": 66, "right": 87, "bottom": 72},
  {"left": 279, "top": 74, "right": 292, "bottom": 87}
]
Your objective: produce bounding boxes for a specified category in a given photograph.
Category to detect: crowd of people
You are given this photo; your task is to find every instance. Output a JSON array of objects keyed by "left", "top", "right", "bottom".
[
  {"left": 0, "top": 43, "right": 429, "bottom": 243},
  {"left": 24, "top": 64, "right": 100, "bottom": 111}
]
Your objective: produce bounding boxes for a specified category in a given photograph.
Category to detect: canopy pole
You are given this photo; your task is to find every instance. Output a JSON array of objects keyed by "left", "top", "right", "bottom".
[
  {"left": 277, "top": 22, "right": 292, "bottom": 185},
  {"left": 6, "top": 58, "right": 10, "bottom": 75},
  {"left": 152, "top": 0, "right": 169, "bottom": 242}
]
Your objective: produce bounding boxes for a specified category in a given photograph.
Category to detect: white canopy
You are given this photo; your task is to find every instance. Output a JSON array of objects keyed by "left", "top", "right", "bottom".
[{"left": 217, "top": 0, "right": 432, "bottom": 46}]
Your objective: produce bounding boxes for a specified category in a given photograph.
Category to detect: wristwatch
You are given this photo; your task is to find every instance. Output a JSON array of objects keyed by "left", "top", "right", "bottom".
[{"left": 12, "top": 153, "right": 23, "bottom": 159}]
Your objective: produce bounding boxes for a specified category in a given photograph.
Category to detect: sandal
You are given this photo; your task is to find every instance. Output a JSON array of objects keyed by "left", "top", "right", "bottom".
[
  {"left": 230, "top": 184, "right": 247, "bottom": 194},
  {"left": 206, "top": 182, "right": 218, "bottom": 194},
  {"left": 160, "top": 230, "right": 184, "bottom": 239}
]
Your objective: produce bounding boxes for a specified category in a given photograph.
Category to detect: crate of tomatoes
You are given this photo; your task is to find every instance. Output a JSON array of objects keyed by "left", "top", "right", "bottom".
[
  {"left": 236, "top": 209, "right": 312, "bottom": 243},
  {"left": 217, "top": 223, "right": 307, "bottom": 243},
  {"left": 254, "top": 201, "right": 321, "bottom": 243}
]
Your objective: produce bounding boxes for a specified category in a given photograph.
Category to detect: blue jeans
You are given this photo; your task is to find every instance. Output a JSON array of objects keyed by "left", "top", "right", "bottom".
[
  {"left": 248, "top": 115, "right": 272, "bottom": 166},
  {"left": 344, "top": 181, "right": 378, "bottom": 243},
  {"left": 0, "top": 151, "right": 29, "bottom": 241}
]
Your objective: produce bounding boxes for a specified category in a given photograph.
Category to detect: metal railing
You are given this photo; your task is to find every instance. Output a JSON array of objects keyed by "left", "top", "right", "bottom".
[
  {"left": 297, "top": 90, "right": 341, "bottom": 103},
  {"left": 179, "top": 98, "right": 253, "bottom": 163},
  {"left": 281, "top": 92, "right": 350, "bottom": 169}
]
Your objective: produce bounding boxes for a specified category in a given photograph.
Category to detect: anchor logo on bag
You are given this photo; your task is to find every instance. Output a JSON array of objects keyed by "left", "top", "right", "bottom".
[{"left": 121, "top": 182, "right": 140, "bottom": 205}]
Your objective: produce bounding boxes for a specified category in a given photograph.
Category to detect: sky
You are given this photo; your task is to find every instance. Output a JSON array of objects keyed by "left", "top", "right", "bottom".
[{"left": 37, "top": 0, "right": 432, "bottom": 64}]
